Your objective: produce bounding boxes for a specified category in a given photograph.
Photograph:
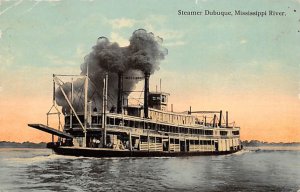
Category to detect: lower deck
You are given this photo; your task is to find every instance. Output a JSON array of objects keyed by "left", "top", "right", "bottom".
[
  {"left": 65, "top": 127, "right": 241, "bottom": 154},
  {"left": 50, "top": 146, "right": 243, "bottom": 157}
]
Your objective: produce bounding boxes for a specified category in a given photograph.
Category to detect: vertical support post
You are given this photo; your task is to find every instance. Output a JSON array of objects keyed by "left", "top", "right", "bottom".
[
  {"left": 218, "top": 110, "right": 222, "bottom": 127},
  {"left": 129, "top": 131, "right": 132, "bottom": 151},
  {"left": 89, "top": 101, "right": 92, "bottom": 128},
  {"left": 226, "top": 111, "right": 228, "bottom": 127},
  {"left": 51, "top": 74, "right": 55, "bottom": 143},
  {"left": 102, "top": 72, "right": 108, "bottom": 147},
  {"left": 198, "top": 136, "right": 200, "bottom": 152},
  {"left": 154, "top": 136, "right": 156, "bottom": 151},
  {"left": 83, "top": 68, "right": 89, "bottom": 148},
  {"left": 52, "top": 74, "right": 56, "bottom": 105},
  {"left": 204, "top": 116, "right": 206, "bottom": 126},
  {"left": 138, "top": 135, "right": 141, "bottom": 150},
  {"left": 168, "top": 136, "right": 170, "bottom": 152},
  {"left": 160, "top": 78, "right": 162, "bottom": 92},
  {"left": 147, "top": 131, "right": 150, "bottom": 152},
  {"left": 70, "top": 78, "right": 73, "bottom": 128}
]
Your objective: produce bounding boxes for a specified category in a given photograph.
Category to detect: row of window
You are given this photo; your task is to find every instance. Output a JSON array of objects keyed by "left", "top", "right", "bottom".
[
  {"left": 149, "top": 110, "right": 194, "bottom": 125},
  {"left": 139, "top": 136, "right": 215, "bottom": 145},
  {"left": 65, "top": 115, "right": 214, "bottom": 135},
  {"left": 118, "top": 118, "right": 213, "bottom": 136}
]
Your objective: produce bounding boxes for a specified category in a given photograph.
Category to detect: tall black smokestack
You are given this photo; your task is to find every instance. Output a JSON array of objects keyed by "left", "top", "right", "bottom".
[
  {"left": 144, "top": 72, "right": 150, "bottom": 118},
  {"left": 117, "top": 72, "right": 123, "bottom": 113},
  {"left": 219, "top": 110, "right": 222, "bottom": 127}
]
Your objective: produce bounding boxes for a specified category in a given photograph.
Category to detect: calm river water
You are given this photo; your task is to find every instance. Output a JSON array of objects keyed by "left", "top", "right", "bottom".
[{"left": 0, "top": 147, "right": 299, "bottom": 191}]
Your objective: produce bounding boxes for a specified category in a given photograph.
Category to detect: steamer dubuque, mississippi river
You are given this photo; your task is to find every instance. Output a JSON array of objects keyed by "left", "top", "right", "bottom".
[{"left": 178, "top": 10, "right": 286, "bottom": 17}]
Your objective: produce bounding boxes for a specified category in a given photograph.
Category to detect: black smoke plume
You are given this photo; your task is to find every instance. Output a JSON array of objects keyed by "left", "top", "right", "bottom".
[{"left": 55, "top": 29, "right": 167, "bottom": 113}]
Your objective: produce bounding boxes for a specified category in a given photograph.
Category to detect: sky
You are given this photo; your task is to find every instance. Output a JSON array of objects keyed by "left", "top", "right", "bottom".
[{"left": 0, "top": 0, "right": 299, "bottom": 143}]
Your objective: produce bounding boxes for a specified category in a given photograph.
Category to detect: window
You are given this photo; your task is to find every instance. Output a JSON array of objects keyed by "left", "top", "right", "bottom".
[
  {"left": 220, "top": 131, "right": 228, "bottom": 136},
  {"left": 162, "top": 95, "right": 166, "bottom": 103},
  {"left": 150, "top": 137, "right": 155, "bottom": 143},
  {"left": 205, "top": 130, "right": 213, "bottom": 135},
  {"left": 115, "top": 118, "right": 121, "bottom": 125},
  {"left": 65, "top": 116, "right": 70, "bottom": 124},
  {"left": 140, "top": 136, "right": 148, "bottom": 143},
  {"left": 232, "top": 131, "right": 239, "bottom": 135},
  {"left": 124, "top": 120, "right": 129, "bottom": 127},
  {"left": 129, "top": 121, "right": 134, "bottom": 127},
  {"left": 156, "top": 137, "right": 162, "bottom": 143}
]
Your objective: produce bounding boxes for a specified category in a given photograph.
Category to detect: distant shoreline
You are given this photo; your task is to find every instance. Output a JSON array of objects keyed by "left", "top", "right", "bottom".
[
  {"left": 241, "top": 140, "right": 300, "bottom": 147},
  {"left": 0, "top": 141, "right": 47, "bottom": 148}
]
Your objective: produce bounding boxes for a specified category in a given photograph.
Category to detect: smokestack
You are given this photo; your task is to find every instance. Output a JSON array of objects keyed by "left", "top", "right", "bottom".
[
  {"left": 226, "top": 111, "right": 228, "bottom": 127},
  {"left": 213, "top": 114, "right": 216, "bottom": 127},
  {"left": 117, "top": 72, "right": 123, "bottom": 114},
  {"left": 144, "top": 72, "right": 150, "bottom": 118},
  {"left": 218, "top": 110, "right": 222, "bottom": 127}
]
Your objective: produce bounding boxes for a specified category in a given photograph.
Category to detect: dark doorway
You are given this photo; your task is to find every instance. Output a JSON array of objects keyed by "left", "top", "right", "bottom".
[
  {"left": 163, "top": 141, "right": 169, "bottom": 151},
  {"left": 186, "top": 140, "right": 189, "bottom": 152},
  {"left": 215, "top": 141, "right": 219, "bottom": 151},
  {"left": 180, "top": 141, "right": 185, "bottom": 152}
]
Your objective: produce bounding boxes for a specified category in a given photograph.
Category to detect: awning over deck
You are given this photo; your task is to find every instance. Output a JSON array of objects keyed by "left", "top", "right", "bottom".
[{"left": 28, "top": 124, "right": 74, "bottom": 139}]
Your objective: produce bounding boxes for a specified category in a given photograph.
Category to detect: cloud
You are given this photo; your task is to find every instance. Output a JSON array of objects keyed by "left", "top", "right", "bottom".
[
  {"left": 0, "top": 30, "right": 2, "bottom": 39},
  {"left": 46, "top": 45, "right": 88, "bottom": 67},
  {"left": 108, "top": 18, "right": 136, "bottom": 29},
  {"left": 156, "top": 30, "right": 184, "bottom": 41},
  {"left": 145, "top": 27, "right": 186, "bottom": 47},
  {"left": 105, "top": 16, "right": 186, "bottom": 47},
  {"left": 240, "top": 39, "right": 247, "bottom": 44},
  {"left": 75, "top": 44, "right": 87, "bottom": 59},
  {"left": 110, "top": 32, "right": 129, "bottom": 46},
  {"left": 164, "top": 41, "right": 186, "bottom": 47}
]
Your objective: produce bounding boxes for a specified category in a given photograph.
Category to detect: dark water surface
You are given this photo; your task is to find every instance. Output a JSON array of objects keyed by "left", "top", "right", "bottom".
[{"left": 0, "top": 148, "right": 299, "bottom": 192}]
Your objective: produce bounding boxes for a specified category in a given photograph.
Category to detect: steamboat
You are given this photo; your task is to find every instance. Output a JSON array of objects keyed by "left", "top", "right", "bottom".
[
  {"left": 28, "top": 30, "right": 242, "bottom": 157},
  {"left": 28, "top": 71, "right": 242, "bottom": 157}
]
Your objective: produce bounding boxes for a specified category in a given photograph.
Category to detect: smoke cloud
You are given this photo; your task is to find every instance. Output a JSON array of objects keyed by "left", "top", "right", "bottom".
[{"left": 55, "top": 29, "right": 167, "bottom": 113}]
